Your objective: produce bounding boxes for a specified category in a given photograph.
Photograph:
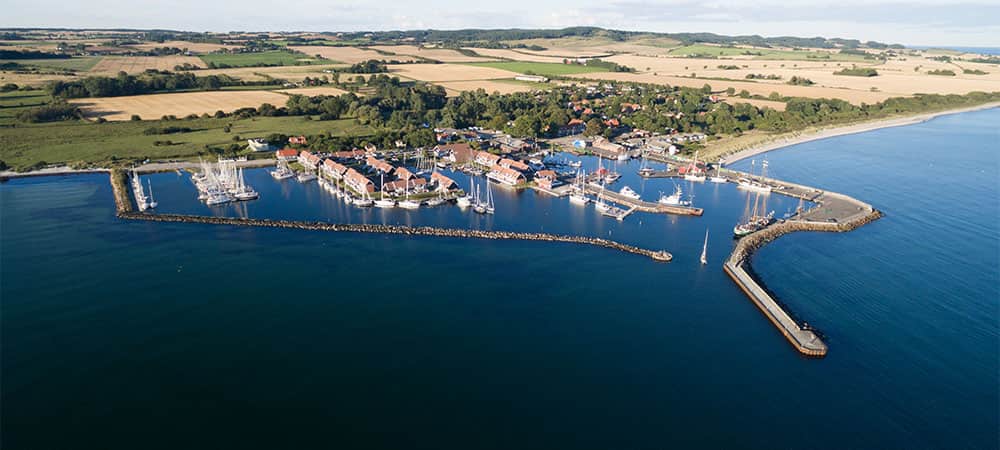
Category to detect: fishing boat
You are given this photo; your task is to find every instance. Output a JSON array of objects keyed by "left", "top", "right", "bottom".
[
  {"left": 374, "top": 173, "right": 396, "bottom": 208},
  {"left": 619, "top": 185, "right": 641, "bottom": 200},
  {"left": 658, "top": 184, "right": 691, "bottom": 206},
  {"left": 270, "top": 160, "right": 294, "bottom": 180},
  {"left": 700, "top": 229, "right": 709, "bottom": 265}
]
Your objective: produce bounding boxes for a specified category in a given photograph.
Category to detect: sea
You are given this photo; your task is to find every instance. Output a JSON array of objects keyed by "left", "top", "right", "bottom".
[{"left": 2, "top": 107, "right": 997, "bottom": 449}]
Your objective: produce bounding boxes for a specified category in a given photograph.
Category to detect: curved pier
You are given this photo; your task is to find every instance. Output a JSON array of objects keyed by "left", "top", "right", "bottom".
[{"left": 724, "top": 175, "right": 883, "bottom": 357}]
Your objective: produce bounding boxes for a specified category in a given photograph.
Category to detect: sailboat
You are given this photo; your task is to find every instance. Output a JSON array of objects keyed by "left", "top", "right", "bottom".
[
  {"left": 353, "top": 188, "right": 374, "bottom": 207},
  {"left": 374, "top": 172, "right": 396, "bottom": 208},
  {"left": 426, "top": 187, "right": 446, "bottom": 206},
  {"left": 733, "top": 161, "right": 775, "bottom": 237},
  {"left": 737, "top": 160, "right": 773, "bottom": 192},
  {"left": 232, "top": 168, "right": 259, "bottom": 201},
  {"left": 473, "top": 182, "right": 494, "bottom": 214},
  {"left": 485, "top": 182, "right": 495, "bottom": 214},
  {"left": 146, "top": 178, "right": 158, "bottom": 209},
  {"left": 398, "top": 179, "right": 421, "bottom": 209},
  {"left": 700, "top": 229, "right": 709, "bottom": 265},
  {"left": 594, "top": 179, "right": 611, "bottom": 213},
  {"left": 709, "top": 161, "right": 727, "bottom": 183},
  {"left": 271, "top": 159, "right": 294, "bottom": 180},
  {"left": 569, "top": 169, "right": 589, "bottom": 204},
  {"left": 684, "top": 151, "right": 706, "bottom": 182},
  {"left": 457, "top": 176, "right": 474, "bottom": 207}
]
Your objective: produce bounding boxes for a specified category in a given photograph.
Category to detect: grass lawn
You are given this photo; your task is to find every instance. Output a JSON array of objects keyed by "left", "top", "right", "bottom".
[
  {"left": 0, "top": 57, "right": 103, "bottom": 72},
  {"left": 0, "top": 114, "right": 372, "bottom": 170},
  {"left": 668, "top": 44, "right": 873, "bottom": 62},
  {"left": 464, "top": 61, "right": 610, "bottom": 76},
  {"left": 200, "top": 51, "right": 324, "bottom": 68}
]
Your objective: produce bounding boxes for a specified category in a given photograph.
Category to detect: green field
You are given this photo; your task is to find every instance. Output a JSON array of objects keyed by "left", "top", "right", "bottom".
[
  {"left": 0, "top": 90, "right": 53, "bottom": 125},
  {"left": 668, "top": 44, "right": 872, "bottom": 62},
  {"left": 464, "top": 61, "right": 610, "bottom": 76},
  {"left": 0, "top": 57, "right": 103, "bottom": 71},
  {"left": 0, "top": 109, "right": 371, "bottom": 170},
  {"left": 199, "top": 51, "right": 324, "bottom": 68}
]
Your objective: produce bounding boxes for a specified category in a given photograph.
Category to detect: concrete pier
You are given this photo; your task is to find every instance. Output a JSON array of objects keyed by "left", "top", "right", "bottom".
[{"left": 584, "top": 184, "right": 704, "bottom": 216}]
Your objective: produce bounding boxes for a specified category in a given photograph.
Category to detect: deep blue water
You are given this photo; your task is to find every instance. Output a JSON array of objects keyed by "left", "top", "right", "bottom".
[{"left": 2, "top": 108, "right": 998, "bottom": 449}]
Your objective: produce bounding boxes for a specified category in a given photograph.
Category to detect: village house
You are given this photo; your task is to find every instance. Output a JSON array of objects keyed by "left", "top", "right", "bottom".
[
  {"left": 394, "top": 167, "right": 416, "bottom": 181},
  {"left": 344, "top": 168, "right": 375, "bottom": 194},
  {"left": 275, "top": 148, "right": 299, "bottom": 161},
  {"left": 498, "top": 158, "right": 530, "bottom": 173},
  {"left": 492, "top": 136, "right": 534, "bottom": 154},
  {"left": 382, "top": 178, "right": 428, "bottom": 194},
  {"left": 431, "top": 172, "right": 457, "bottom": 192},
  {"left": 435, "top": 143, "right": 475, "bottom": 165},
  {"left": 475, "top": 151, "right": 502, "bottom": 168},
  {"left": 558, "top": 118, "right": 586, "bottom": 137},
  {"left": 298, "top": 150, "right": 322, "bottom": 169},
  {"left": 487, "top": 165, "right": 527, "bottom": 186},
  {"left": 332, "top": 149, "right": 366, "bottom": 160},
  {"left": 365, "top": 157, "right": 395, "bottom": 175},
  {"left": 533, "top": 169, "right": 560, "bottom": 189},
  {"left": 288, "top": 135, "right": 307, "bottom": 145},
  {"left": 321, "top": 159, "right": 348, "bottom": 180}
]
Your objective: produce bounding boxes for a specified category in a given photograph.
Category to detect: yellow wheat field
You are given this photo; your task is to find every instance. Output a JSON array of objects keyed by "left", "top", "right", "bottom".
[
  {"left": 89, "top": 56, "right": 206, "bottom": 74},
  {"left": 70, "top": 90, "right": 293, "bottom": 121}
]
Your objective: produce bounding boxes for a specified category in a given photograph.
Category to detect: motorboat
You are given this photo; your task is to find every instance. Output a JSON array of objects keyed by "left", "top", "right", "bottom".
[{"left": 619, "top": 185, "right": 641, "bottom": 200}]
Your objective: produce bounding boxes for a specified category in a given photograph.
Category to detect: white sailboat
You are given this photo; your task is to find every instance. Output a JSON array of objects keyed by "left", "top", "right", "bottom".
[
  {"left": 353, "top": 188, "right": 374, "bottom": 207},
  {"left": 146, "top": 178, "right": 158, "bottom": 209},
  {"left": 457, "top": 176, "right": 474, "bottom": 207},
  {"left": 709, "top": 161, "right": 727, "bottom": 183},
  {"left": 594, "top": 179, "right": 611, "bottom": 213},
  {"left": 398, "top": 180, "right": 421, "bottom": 209},
  {"left": 684, "top": 151, "right": 706, "bottom": 182},
  {"left": 232, "top": 168, "right": 259, "bottom": 201},
  {"left": 700, "top": 229, "right": 709, "bottom": 265},
  {"left": 569, "top": 170, "right": 589, "bottom": 204},
  {"left": 271, "top": 159, "right": 294, "bottom": 180},
  {"left": 374, "top": 173, "right": 396, "bottom": 208}
]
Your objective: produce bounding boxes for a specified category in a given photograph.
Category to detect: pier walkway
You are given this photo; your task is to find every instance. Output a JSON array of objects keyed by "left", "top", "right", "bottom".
[{"left": 583, "top": 184, "right": 704, "bottom": 216}]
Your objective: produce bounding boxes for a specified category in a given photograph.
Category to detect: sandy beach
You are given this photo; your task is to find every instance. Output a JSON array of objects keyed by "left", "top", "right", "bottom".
[{"left": 721, "top": 102, "right": 1000, "bottom": 164}]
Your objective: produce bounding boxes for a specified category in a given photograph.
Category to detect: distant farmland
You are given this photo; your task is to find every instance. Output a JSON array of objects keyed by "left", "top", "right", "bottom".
[
  {"left": 463, "top": 61, "right": 610, "bottom": 77},
  {"left": 200, "top": 50, "right": 326, "bottom": 68}
]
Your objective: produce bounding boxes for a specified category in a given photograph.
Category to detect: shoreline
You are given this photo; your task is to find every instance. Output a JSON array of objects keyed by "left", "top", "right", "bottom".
[
  {"left": 720, "top": 102, "right": 1000, "bottom": 164},
  {"left": 0, "top": 158, "right": 276, "bottom": 180}
]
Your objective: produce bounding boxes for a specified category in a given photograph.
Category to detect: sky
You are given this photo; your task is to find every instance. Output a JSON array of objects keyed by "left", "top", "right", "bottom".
[{"left": 4, "top": 0, "right": 999, "bottom": 47}]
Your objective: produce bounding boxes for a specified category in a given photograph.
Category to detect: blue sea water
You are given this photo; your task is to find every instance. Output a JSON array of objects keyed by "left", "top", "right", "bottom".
[{"left": 2, "top": 108, "right": 998, "bottom": 449}]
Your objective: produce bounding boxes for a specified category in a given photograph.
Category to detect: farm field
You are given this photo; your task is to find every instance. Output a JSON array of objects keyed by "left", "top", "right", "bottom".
[
  {"left": 0, "top": 90, "right": 53, "bottom": 125},
  {"left": 388, "top": 63, "right": 519, "bottom": 82},
  {"left": 199, "top": 50, "right": 325, "bottom": 67},
  {"left": 568, "top": 71, "right": 897, "bottom": 104},
  {"left": 69, "top": 90, "right": 297, "bottom": 121},
  {"left": 502, "top": 36, "right": 681, "bottom": 57},
  {"left": 289, "top": 45, "right": 414, "bottom": 64},
  {"left": 463, "top": 61, "right": 610, "bottom": 77},
  {"left": 436, "top": 80, "right": 539, "bottom": 96},
  {"left": 667, "top": 44, "right": 873, "bottom": 62},
  {"left": 0, "top": 57, "right": 103, "bottom": 72},
  {"left": 367, "top": 45, "right": 498, "bottom": 62},
  {"left": 124, "top": 40, "right": 239, "bottom": 54},
  {"left": 0, "top": 70, "right": 77, "bottom": 87},
  {"left": 90, "top": 56, "right": 206, "bottom": 74},
  {"left": 279, "top": 86, "right": 349, "bottom": 96},
  {"left": 188, "top": 64, "right": 346, "bottom": 82},
  {"left": 462, "top": 48, "right": 568, "bottom": 63},
  {"left": 0, "top": 115, "right": 370, "bottom": 170}
]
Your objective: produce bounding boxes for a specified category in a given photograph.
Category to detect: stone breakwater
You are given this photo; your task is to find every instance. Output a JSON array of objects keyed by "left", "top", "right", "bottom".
[
  {"left": 723, "top": 210, "right": 883, "bottom": 357},
  {"left": 729, "top": 211, "right": 883, "bottom": 265},
  {"left": 118, "top": 212, "right": 673, "bottom": 262},
  {"left": 109, "top": 169, "right": 134, "bottom": 214}
]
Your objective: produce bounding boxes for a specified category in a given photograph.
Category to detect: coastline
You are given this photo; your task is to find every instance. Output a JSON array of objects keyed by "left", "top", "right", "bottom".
[
  {"left": 0, "top": 158, "right": 276, "bottom": 180},
  {"left": 720, "top": 102, "right": 1000, "bottom": 164}
]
